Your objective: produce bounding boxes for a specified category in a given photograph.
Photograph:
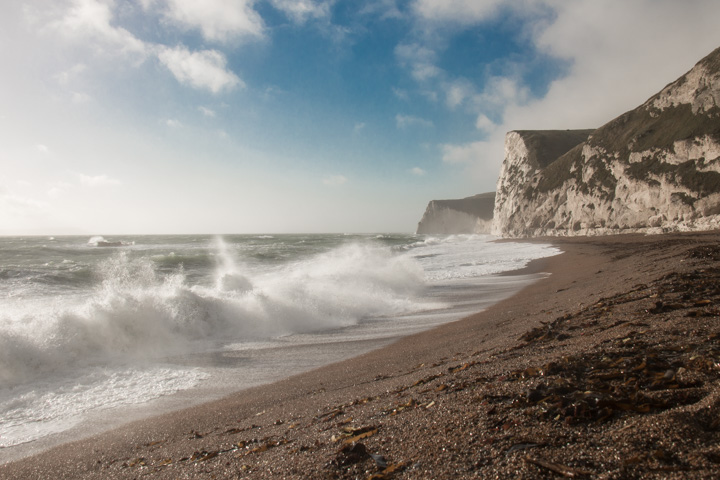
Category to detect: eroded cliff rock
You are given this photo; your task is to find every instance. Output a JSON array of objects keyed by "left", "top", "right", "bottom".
[
  {"left": 417, "top": 192, "right": 495, "bottom": 234},
  {"left": 493, "top": 46, "right": 720, "bottom": 237}
]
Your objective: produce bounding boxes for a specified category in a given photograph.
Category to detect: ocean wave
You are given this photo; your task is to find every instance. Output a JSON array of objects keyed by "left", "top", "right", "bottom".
[
  {"left": 0, "top": 234, "right": 564, "bottom": 449},
  {"left": 150, "top": 251, "right": 215, "bottom": 274},
  {"left": 0, "top": 366, "right": 207, "bottom": 447},
  {"left": 410, "top": 235, "right": 559, "bottom": 281},
  {"left": 87, "top": 236, "right": 134, "bottom": 247},
  {"left": 0, "top": 240, "right": 427, "bottom": 388}
]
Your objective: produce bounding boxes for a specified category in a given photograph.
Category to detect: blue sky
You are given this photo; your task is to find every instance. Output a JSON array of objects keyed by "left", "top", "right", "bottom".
[{"left": 2, "top": 0, "right": 720, "bottom": 235}]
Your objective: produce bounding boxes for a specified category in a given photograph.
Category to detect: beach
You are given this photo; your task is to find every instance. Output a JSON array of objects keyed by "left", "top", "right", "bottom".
[{"left": 2, "top": 232, "right": 720, "bottom": 479}]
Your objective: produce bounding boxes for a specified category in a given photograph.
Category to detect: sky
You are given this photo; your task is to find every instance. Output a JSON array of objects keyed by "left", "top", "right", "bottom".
[{"left": 2, "top": 0, "right": 720, "bottom": 235}]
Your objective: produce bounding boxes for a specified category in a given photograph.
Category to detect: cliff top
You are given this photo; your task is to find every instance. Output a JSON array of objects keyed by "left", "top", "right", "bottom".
[
  {"left": 532, "top": 47, "right": 720, "bottom": 197},
  {"left": 494, "top": 45, "right": 720, "bottom": 238},
  {"left": 429, "top": 192, "right": 495, "bottom": 219},
  {"left": 511, "top": 130, "right": 595, "bottom": 169},
  {"left": 588, "top": 47, "right": 720, "bottom": 156}
]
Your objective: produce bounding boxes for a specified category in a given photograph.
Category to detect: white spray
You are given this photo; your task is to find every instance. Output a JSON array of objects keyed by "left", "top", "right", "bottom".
[{"left": 214, "top": 236, "right": 253, "bottom": 293}]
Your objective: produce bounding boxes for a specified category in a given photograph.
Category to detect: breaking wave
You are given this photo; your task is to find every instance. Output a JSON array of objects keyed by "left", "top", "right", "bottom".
[
  {"left": 0, "top": 238, "right": 426, "bottom": 388},
  {"left": 0, "top": 234, "right": 560, "bottom": 449}
]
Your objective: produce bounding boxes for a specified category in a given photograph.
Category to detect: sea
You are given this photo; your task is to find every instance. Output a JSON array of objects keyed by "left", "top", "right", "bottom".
[{"left": 0, "top": 233, "right": 559, "bottom": 461}]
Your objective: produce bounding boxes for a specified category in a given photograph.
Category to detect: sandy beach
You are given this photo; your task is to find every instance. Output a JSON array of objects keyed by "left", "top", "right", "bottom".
[{"left": 2, "top": 232, "right": 720, "bottom": 479}]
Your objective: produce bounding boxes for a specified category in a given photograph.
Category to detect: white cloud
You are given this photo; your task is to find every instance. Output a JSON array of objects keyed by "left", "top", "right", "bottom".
[
  {"left": 43, "top": 2, "right": 246, "bottom": 94},
  {"left": 35, "top": 144, "right": 50, "bottom": 154},
  {"left": 478, "top": 76, "right": 529, "bottom": 110},
  {"left": 475, "top": 113, "right": 495, "bottom": 133},
  {"left": 392, "top": 87, "right": 409, "bottom": 100},
  {"left": 396, "top": 114, "right": 433, "bottom": 129},
  {"left": 323, "top": 174, "right": 347, "bottom": 186},
  {"left": 0, "top": 183, "right": 57, "bottom": 233},
  {"left": 270, "top": 0, "right": 332, "bottom": 24},
  {"left": 411, "top": 167, "right": 426, "bottom": 176},
  {"left": 353, "top": 122, "right": 366, "bottom": 134},
  {"left": 412, "top": 0, "right": 505, "bottom": 24},
  {"left": 359, "top": 0, "right": 404, "bottom": 20},
  {"left": 47, "top": 181, "right": 74, "bottom": 198},
  {"left": 54, "top": 63, "right": 87, "bottom": 85},
  {"left": 166, "top": 118, "right": 182, "bottom": 127},
  {"left": 441, "top": 141, "right": 486, "bottom": 164},
  {"left": 522, "top": 0, "right": 720, "bottom": 128},
  {"left": 79, "top": 173, "right": 121, "bottom": 187},
  {"left": 420, "top": 89, "right": 438, "bottom": 103},
  {"left": 444, "top": 78, "right": 474, "bottom": 109},
  {"left": 412, "top": 64, "right": 442, "bottom": 82},
  {"left": 440, "top": 74, "right": 528, "bottom": 119},
  {"left": 54, "top": 0, "right": 148, "bottom": 58},
  {"left": 395, "top": 43, "right": 441, "bottom": 82},
  {"left": 47, "top": 187, "right": 63, "bottom": 198},
  {"left": 199, "top": 106, "right": 216, "bottom": 117},
  {"left": 158, "top": 0, "right": 265, "bottom": 43},
  {"left": 71, "top": 91, "right": 92, "bottom": 103},
  {"left": 395, "top": 3, "right": 533, "bottom": 129},
  {"left": 0, "top": 191, "right": 49, "bottom": 213},
  {"left": 157, "top": 45, "right": 243, "bottom": 93}
]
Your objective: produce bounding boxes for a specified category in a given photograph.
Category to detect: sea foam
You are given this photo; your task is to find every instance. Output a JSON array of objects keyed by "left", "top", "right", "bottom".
[
  {"left": 0, "top": 238, "right": 427, "bottom": 389},
  {"left": 0, "top": 234, "right": 560, "bottom": 450}
]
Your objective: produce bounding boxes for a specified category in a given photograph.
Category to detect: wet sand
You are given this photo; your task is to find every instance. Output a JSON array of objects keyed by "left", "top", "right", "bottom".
[{"left": 2, "top": 232, "right": 720, "bottom": 479}]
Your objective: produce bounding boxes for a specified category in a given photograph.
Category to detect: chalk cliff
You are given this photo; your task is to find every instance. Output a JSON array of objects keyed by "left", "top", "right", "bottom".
[
  {"left": 493, "top": 46, "right": 720, "bottom": 237},
  {"left": 417, "top": 192, "right": 495, "bottom": 234}
]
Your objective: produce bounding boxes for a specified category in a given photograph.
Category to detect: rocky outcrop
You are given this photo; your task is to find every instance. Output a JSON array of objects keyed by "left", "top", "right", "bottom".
[
  {"left": 417, "top": 192, "right": 495, "bottom": 234},
  {"left": 493, "top": 46, "right": 720, "bottom": 237}
]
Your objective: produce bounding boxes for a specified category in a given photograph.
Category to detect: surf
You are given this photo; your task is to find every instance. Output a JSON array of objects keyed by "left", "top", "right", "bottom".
[{"left": 0, "top": 233, "right": 559, "bottom": 452}]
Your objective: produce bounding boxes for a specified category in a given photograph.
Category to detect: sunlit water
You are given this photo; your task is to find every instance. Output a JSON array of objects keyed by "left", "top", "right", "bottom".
[{"left": 0, "top": 234, "right": 559, "bottom": 459}]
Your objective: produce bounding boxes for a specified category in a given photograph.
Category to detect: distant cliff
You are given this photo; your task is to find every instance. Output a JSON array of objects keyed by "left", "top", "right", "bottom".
[
  {"left": 493, "top": 46, "right": 720, "bottom": 237},
  {"left": 417, "top": 192, "right": 495, "bottom": 234}
]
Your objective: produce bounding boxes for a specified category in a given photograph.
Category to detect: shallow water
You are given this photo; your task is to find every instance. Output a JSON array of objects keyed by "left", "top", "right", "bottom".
[{"left": 0, "top": 233, "right": 559, "bottom": 461}]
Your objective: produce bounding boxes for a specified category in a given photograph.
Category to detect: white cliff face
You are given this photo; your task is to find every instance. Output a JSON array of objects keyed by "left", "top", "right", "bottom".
[
  {"left": 494, "top": 136, "right": 720, "bottom": 238},
  {"left": 648, "top": 58, "right": 720, "bottom": 115},
  {"left": 417, "top": 202, "right": 489, "bottom": 235},
  {"left": 417, "top": 193, "right": 495, "bottom": 235},
  {"left": 491, "top": 132, "right": 531, "bottom": 236},
  {"left": 493, "top": 47, "right": 720, "bottom": 238}
]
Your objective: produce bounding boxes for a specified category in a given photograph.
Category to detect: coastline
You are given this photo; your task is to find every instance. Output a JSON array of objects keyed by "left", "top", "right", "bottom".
[
  {"left": 3, "top": 232, "right": 720, "bottom": 478},
  {"left": 0, "top": 235, "right": 548, "bottom": 466}
]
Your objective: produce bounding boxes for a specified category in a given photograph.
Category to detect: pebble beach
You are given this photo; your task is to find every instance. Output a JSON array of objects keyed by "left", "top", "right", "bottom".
[{"left": 3, "top": 232, "right": 720, "bottom": 479}]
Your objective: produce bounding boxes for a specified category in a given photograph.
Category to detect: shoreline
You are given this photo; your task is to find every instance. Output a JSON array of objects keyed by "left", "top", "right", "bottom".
[
  {"left": 0, "top": 238, "right": 550, "bottom": 465},
  {"left": 3, "top": 232, "right": 720, "bottom": 478}
]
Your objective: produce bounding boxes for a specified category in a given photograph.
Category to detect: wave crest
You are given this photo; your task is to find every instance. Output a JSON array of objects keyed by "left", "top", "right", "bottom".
[{"left": 0, "top": 241, "right": 426, "bottom": 387}]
